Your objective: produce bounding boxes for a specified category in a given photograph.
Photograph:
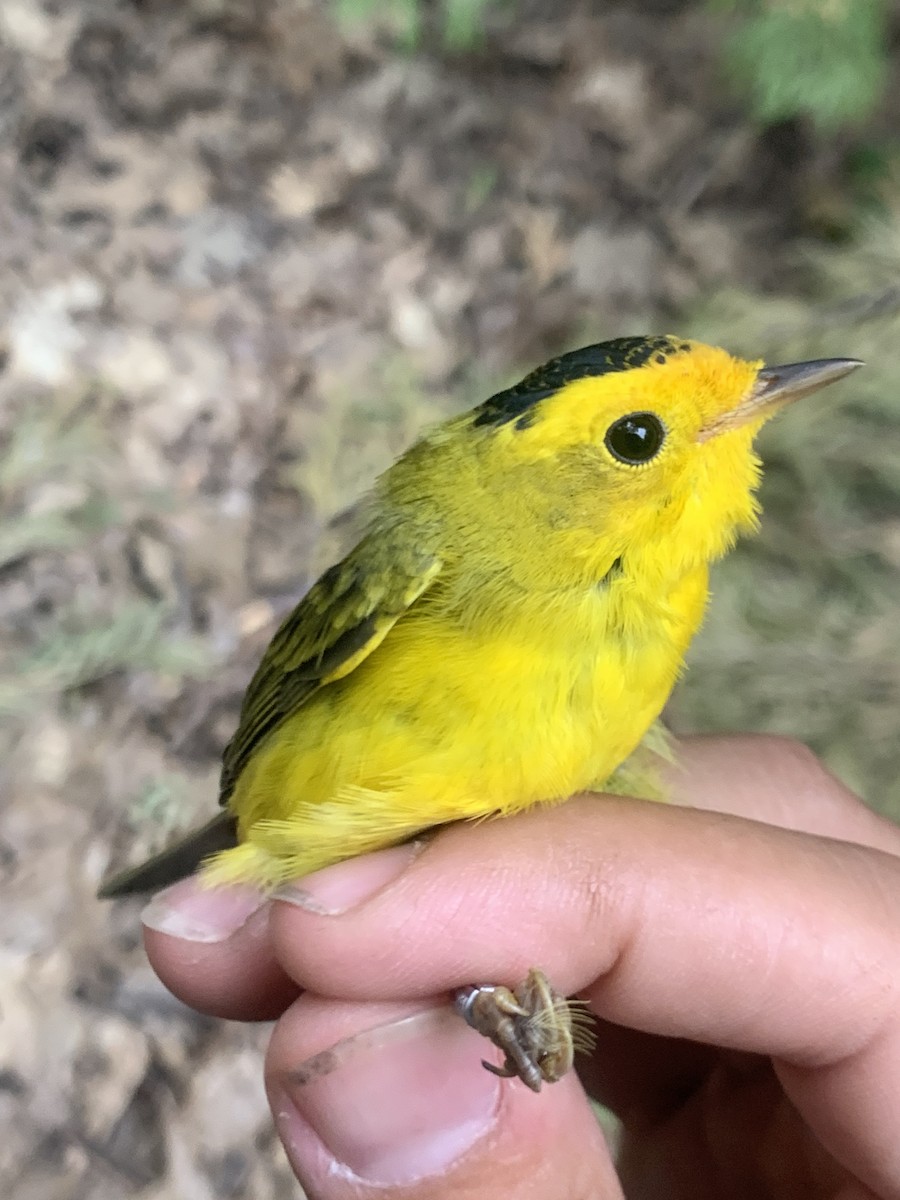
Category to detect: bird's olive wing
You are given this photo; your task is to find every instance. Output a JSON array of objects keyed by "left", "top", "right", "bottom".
[{"left": 219, "top": 541, "right": 442, "bottom": 804}]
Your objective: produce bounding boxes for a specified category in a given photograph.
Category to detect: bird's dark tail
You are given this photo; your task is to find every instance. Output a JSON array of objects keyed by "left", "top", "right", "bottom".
[{"left": 97, "top": 811, "right": 239, "bottom": 898}]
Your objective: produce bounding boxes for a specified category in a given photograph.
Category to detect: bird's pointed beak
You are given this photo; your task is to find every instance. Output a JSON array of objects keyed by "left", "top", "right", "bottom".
[{"left": 699, "top": 357, "right": 863, "bottom": 442}]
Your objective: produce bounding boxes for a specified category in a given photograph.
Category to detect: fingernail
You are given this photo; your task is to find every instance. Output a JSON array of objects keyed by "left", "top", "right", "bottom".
[
  {"left": 141, "top": 878, "right": 267, "bottom": 943},
  {"left": 274, "top": 840, "right": 423, "bottom": 915},
  {"left": 277, "top": 1007, "right": 502, "bottom": 1185}
]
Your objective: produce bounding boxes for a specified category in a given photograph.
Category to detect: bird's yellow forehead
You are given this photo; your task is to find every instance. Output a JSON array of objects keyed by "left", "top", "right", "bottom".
[
  {"left": 522, "top": 340, "right": 763, "bottom": 449},
  {"left": 611, "top": 342, "right": 763, "bottom": 428},
  {"left": 473, "top": 334, "right": 693, "bottom": 433}
]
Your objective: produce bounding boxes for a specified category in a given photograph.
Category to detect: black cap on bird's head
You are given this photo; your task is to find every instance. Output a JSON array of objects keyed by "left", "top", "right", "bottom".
[{"left": 472, "top": 336, "right": 691, "bottom": 433}]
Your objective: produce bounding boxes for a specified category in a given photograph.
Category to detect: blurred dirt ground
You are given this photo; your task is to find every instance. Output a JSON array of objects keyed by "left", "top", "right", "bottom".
[{"left": 2, "top": 2, "right": 899, "bottom": 1197}]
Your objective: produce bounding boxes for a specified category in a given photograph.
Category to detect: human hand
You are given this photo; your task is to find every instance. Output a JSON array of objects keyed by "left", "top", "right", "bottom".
[{"left": 142, "top": 736, "right": 900, "bottom": 1200}]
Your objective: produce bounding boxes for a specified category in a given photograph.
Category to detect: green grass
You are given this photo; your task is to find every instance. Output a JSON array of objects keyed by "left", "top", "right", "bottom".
[
  {"left": 0, "top": 398, "right": 213, "bottom": 732},
  {"left": 0, "top": 600, "right": 212, "bottom": 719},
  {"left": 716, "top": 0, "right": 889, "bottom": 130}
]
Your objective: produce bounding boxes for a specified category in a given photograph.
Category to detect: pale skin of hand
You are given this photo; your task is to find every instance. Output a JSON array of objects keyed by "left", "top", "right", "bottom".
[{"left": 141, "top": 736, "right": 900, "bottom": 1200}]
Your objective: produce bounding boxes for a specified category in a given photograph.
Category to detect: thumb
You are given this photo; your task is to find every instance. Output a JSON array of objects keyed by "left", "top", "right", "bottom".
[{"left": 265, "top": 992, "right": 621, "bottom": 1200}]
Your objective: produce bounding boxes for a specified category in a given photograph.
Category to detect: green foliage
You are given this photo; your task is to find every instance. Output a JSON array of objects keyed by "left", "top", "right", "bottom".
[
  {"left": 464, "top": 163, "right": 500, "bottom": 212},
  {"left": 442, "top": 0, "right": 495, "bottom": 49},
  {"left": 715, "top": 0, "right": 888, "bottom": 131},
  {"left": 2, "top": 447, "right": 92, "bottom": 568},
  {"left": 334, "top": 0, "right": 890, "bottom": 122},
  {"left": 0, "top": 408, "right": 118, "bottom": 568},
  {"left": 0, "top": 601, "right": 212, "bottom": 719},
  {"left": 334, "top": 0, "right": 497, "bottom": 50},
  {"left": 0, "top": 401, "right": 213, "bottom": 724}
]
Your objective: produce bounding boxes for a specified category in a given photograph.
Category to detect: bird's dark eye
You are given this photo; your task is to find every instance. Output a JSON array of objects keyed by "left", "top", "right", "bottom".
[{"left": 604, "top": 412, "right": 666, "bottom": 465}]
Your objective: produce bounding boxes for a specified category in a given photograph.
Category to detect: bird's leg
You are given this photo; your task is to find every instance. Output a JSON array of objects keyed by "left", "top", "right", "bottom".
[
  {"left": 455, "top": 967, "right": 589, "bottom": 1093},
  {"left": 455, "top": 982, "right": 540, "bottom": 1091},
  {"left": 279, "top": 970, "right": 593, "bottom": 1095}
]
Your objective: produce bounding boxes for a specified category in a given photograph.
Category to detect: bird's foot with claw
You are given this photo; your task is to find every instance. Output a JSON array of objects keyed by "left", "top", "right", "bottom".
[{"left": 455, "top": 967, "right": 594, "bottom": 1093}]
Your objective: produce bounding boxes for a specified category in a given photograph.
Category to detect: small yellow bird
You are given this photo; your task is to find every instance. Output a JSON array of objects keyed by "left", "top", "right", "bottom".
[{"left": 100, "top": 336, "right": 860, "bottom": 898}]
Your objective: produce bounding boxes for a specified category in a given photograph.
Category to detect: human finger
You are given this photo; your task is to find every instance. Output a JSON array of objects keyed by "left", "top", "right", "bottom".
[
  {"left": 264, "top": 991, "right": 622, "bottom": 1199},
  {"left": 139, "top": 735, "right": 897, "bottom": 1020},
  {"left": 140, "top": 877, "right": 298, "bottom": 1019},
  {"left": 140, "top": 843, "right": 422, "bottom": 1017},
  {"left": 670, "top": 734, "right": 900, "bottom": 853},
  {"left": 268, "top": 791, "right": 900, "bottom": 1196}
]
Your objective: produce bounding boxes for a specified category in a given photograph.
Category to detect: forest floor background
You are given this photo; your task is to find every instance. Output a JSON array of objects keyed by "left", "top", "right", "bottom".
[{"left": 2, "top": 2, "right": 900, "bottom": 1197}]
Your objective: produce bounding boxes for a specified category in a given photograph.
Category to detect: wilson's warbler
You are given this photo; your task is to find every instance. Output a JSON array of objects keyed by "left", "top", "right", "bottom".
[{"left": 100, "top": 336, "right": 860, "bottom": 898}]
